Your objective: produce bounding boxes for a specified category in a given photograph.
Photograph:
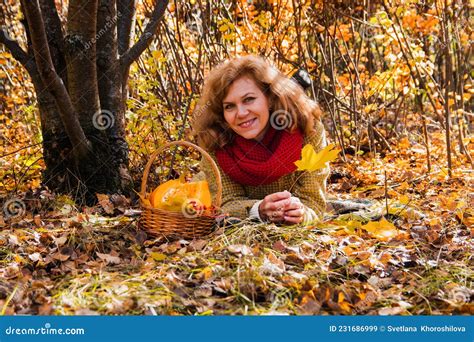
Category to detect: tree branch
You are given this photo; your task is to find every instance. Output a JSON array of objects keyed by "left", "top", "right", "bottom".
[
  {"left": 0, "top": 31, "right": 37, "bottom": 76},
  {"left": 21, "top": 0, "right": 91, "bottom": 160},
  {"left": 117, "top": 0, "right": 136, "bottom": 56},
  {"left": 120, "top": 0, "right": 168, "bottom": 70},
  {"left": 39, "top": 0, "right": 67, "bottom": 83},
  {"left": 39, "top": 0, "right": 64, "bottom": 40}
]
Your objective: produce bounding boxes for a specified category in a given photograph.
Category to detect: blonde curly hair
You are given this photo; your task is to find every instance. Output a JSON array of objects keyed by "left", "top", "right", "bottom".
[{"left": 192, "top": 55, "right": 322, "bottom": 151}]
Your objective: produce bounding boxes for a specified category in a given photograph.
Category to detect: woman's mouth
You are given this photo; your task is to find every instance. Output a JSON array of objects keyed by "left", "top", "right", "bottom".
[{"left": 239, "top": 118, "right": 256, "bottom": 128}]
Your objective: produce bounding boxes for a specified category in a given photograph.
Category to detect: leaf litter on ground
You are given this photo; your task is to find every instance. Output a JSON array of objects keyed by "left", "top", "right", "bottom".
[{"left": 0, "top": 132, "right": 472, "bottom": 315}]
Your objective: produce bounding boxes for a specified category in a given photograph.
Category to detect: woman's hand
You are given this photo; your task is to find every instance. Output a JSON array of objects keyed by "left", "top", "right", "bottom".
[
  {"left": 258, "top": 191, "right": 306, "bottom": 224},
  {"left": 282, "top": 196, "right": 305, "bottom": 224},
  {"left": 258, "top": 191, "right": 292, "bottom": 223}
]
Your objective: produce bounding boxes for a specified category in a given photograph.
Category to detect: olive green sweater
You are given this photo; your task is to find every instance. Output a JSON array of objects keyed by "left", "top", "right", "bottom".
[{"left": 193, "top": 120, "right": 329, "bottom": 223}]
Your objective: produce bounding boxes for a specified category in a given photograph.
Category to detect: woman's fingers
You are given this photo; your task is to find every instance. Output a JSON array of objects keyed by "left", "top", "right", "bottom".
[
  {"left": 259, "top": 196, "right": 287, "bottom": 222},
  {"left": 284, "top": 207, "right": 305, "bottom": 217},
  {"left": 261, "top": 192, "right": 303, "bottom": 223},
  {"left": 284, "top": 200, "right": 302, "bottom": 211},
  {"left": 266, "top": 197, "right": 291, "bottom": 210},
  {"left": 268, "top": 208, "right": 285, "bottom": 222},
  {"left": 284, "top": 197, "right": 305, "bottom": 224},
  {"left": 284, "top": 203, "right": 305, "bottom": 221},
  {"left": 266, "top": 191, "right": 291, "bottom": 204},
  {"left": 283, "top": 214, "right": 304, "bottom": 224}
]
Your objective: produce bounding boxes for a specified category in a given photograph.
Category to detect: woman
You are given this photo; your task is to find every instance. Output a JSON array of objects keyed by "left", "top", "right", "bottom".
[{"left": 192, "top": 55, "right": 329, "bottom": 225}]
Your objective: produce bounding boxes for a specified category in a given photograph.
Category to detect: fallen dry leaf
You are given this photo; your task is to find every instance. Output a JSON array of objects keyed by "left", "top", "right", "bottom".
[
  {"left": 260, "top": 251, "right": 285, "bottom": 275},
  {"left": 52, "top": 252, "right": 70, "bottom": 262},
  {"left": 96, "top": 252, "right": 121, "bottom": 264},
  {"left": 361, "top": 218, "right": 399, "bottom": 241},
  {"left": 96, "top": 194, "right": 114, "bottom": 215},
  {"left": 227, "top": 244, "right": 252, "bottom": 256}
]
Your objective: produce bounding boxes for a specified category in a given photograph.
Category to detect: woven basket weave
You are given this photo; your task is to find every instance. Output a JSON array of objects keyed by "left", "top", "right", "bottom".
[{"left": 139, "top": 141, "right": 222, "bottom": 239}]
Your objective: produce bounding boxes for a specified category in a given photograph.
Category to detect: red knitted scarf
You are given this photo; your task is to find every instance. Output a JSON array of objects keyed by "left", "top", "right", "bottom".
[{"left": 215, "top": 127, "right": 304, "bottom": 186}]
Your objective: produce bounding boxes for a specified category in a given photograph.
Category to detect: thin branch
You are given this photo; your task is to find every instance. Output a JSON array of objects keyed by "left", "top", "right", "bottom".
[
  {"left": 120, "top": 0, "right": 168, "bottom": 70},
  {"left": 441, "top": 0, "right": 453, "bottom": 177},
  {"left": 39, "top": 0, "right": 67, "bottom": 82},
  {"left": 0, "top": 142, "right": 42, "bottom": 158},
  {"left": 0, "top": 31, "right": 37, "bottom": 76},
  {"left": 117, "top": 0, "right": 136, "bottom": 56}
]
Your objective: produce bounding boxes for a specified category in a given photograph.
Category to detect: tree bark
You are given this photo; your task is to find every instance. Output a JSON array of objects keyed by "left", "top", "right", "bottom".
[
  {"left": 2, "top": 0, "right": 169, "bottom": 205},
  {"left": 117, "top": 0, "right": 136, "bottom": 56},
  {"left": 96, "top": 0, "right": 131, "bottom": 192},
  {"left": 21, "top": 0, "right": 92, "bottom": 161},
  {"left": 65, "top": 0, "right": 101, "bottom": 131}
]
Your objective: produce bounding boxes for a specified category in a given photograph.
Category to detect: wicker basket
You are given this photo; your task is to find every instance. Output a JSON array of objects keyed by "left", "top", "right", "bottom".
[{"left": 139, "top": 141, "right": 223, "bottom": 239}]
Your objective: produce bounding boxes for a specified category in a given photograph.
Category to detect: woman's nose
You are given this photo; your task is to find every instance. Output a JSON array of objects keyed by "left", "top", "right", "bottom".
[{"left": 236, "top": 104, "right": 249, "bottom": 117}]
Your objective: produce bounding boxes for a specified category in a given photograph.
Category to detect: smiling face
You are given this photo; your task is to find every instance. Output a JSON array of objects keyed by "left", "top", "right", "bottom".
[{"left": 222, "top": 76, "right": 271, "bottom": 141}]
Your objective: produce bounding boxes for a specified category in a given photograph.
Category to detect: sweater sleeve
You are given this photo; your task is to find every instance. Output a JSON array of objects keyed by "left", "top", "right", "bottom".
[
  {"left": 193, "top": 151, "right": 260, "bottom": 219},
  {"left": 291, "top": 120, "right": 329, "bottom": 220}
]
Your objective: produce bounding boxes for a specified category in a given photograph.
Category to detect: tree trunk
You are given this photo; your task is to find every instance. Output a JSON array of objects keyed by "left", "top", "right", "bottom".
[{"left": 1, "top": 0, "right": 168, "bottom": 205}]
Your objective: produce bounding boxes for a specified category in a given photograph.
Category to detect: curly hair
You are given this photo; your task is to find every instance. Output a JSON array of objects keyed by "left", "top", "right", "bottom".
[{"left": 192, "top": 55, "right": 322, "bottom": 151}]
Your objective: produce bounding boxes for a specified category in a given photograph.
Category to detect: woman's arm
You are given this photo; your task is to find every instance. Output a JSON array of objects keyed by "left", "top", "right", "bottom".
[
  {"left": 290, "top": 120, "right": 329, "bottom": 221},
  {"left": 194, "top": 151, "right": 260, "bottom": 219}
]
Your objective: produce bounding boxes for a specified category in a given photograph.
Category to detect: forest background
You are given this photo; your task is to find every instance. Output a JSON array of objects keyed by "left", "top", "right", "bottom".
[{"left": 0, "top": 0, "right": 472, "bottom": 315}]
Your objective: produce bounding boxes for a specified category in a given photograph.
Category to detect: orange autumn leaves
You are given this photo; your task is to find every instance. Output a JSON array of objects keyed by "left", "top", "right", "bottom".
[
  {"left": 354, "top": 218, "right": 400, "bottom": 241},
  {"left": 294, "top": 143, "right": 400, "bottom": 241}
]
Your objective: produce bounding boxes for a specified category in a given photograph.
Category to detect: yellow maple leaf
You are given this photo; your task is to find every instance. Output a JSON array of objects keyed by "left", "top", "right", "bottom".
[
  {"left": 337, "top": 291, "right": 352, "bottom": 314},
  {"left": 294, "top": 143, "right": 340, "bottom": 172},
  {"left": 361, "top": 218, "right": 399, "bottom": 241}
]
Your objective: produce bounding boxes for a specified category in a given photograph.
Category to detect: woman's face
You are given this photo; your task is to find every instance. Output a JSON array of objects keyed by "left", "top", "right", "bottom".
[{"left": 222, "top": 76, "right": 270, "bottom": 141}]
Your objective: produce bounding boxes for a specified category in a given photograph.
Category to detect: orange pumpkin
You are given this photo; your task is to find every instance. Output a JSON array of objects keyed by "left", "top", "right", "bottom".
[
  {"left": 149, "top": 179, "right": 184, "bottom": 210},
  {"left": 149, "top": 179, "right": 212, "bottom": 211},
  {"left": 182, "top": 181, "right": 212, "bottom": 208}
]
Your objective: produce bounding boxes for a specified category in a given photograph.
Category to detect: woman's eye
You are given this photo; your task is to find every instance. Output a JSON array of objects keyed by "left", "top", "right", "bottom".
[
  {"left": 224, "top": 104, "right": 234, "bottom": 110},
  {"left": 244, "top": 97, "right": 255, "bottom": 103}
]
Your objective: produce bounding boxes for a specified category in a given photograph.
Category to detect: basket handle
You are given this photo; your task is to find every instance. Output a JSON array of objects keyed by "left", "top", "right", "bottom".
[{"left": 140, "top": 141, "right": 222, "bottom": 208}]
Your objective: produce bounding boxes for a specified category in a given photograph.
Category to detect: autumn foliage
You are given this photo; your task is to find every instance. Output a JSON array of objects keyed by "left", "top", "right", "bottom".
[{"left": 0, "top": 0, "right": 472, "bottom": 315}]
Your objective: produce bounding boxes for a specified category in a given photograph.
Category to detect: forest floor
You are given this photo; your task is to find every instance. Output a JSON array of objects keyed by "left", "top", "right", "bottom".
[{"left": 0, "top": 131, "right": 472, "bottom": 315}]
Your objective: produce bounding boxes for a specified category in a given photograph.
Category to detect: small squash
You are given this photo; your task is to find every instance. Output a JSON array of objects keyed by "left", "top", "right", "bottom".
[
  {"left": 149, "top": 178, "right": 212, "bottom": 212},
  {"left": 150, "top": 179, "right": 184, "bottom": 210},
  {"left": 181, "top": 181, "right": 212, "bottom": 208}
]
